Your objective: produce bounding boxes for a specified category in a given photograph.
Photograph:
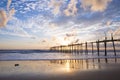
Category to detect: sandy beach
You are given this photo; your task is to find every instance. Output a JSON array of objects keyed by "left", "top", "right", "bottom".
[{"left": 0, "top": 58, "right": 120, "bottom": 80}]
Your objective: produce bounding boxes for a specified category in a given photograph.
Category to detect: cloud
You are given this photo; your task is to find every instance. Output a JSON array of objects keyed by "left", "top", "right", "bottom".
[
  {"left": 49, "top": 0, "right": 62, "bottom": 15},
  {"left": 0, "top": 16, "right": 36, "bottom": 38},
  {"left": 80, "top": 0, "right": 112, "bottom": 12},
  {"left": 66, "top": 33, "right": 76, "bottom": 37},
  {"left": 0, "top": 26, "right": 31, "bottom": 38},
  {"left": 0, "top": 10, "right": 8, "bottom": 27},
  {"left": 106, "top": 21, "right": 112, "bottom": 26},
  {"left": 64, "top": 0, "right": 77, "bottom": 16},
  {"left": 113, "top": 27, "right": 120, "bottom": 36},
  {"left": 7, "top": 0, "right": 15, "bottom": 19},
  {"left": 0, "top": 0, "right": 15, "bottom": 27},
  {"left": 18, "top": 0, "right": 50, "bottom": 14},
  {"left": 51, "top": 36, "right": 57, "bottom": 41},
  {"left": 74, "top": 39, "right": 79, "bottom": 43},
  {"left": 7, "top": 0, "right": 12, "bottom": 11},
  {"left": 42, "top": 39, "right": 47, "bottom": 43},
  {"left": 49, "top": 23, "right": 58, "bottom": 29},
  {"left": 8, "top": 8, "right": 15, "bottom": 19}
]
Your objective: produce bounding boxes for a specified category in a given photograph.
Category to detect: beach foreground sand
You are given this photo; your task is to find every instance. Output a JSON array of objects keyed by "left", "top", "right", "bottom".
[{"left": 0, "top": 58, "right": 120, "bottom": 80}]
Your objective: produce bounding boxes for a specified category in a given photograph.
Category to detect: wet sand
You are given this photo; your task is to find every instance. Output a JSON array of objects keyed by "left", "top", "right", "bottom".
[{"left": 0, "top": 58, "right": 120, "bottom": 80}]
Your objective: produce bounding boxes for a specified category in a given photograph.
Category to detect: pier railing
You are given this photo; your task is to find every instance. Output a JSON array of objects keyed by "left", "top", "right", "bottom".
[{"left": 50, "top": 34, "right": 120, "bottom": 57}]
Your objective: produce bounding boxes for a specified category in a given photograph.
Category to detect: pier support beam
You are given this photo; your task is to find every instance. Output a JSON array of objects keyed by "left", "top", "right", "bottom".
[
  {"left": 111, "top": 33, "right": 117, "bottom": 62},
  {"left": 91, "top": 42, "right": 94, "bottom": 63},
  {"left": 85, "top": 42, "right": 88, "bottom": 55},
  {"left": 104, "top": 36, "right": 107, "bottom": 63},
  {"left": 81, "top": 43, "right": 83, "bottom": 55},
  {"left": 97, "top": 40, "right": 100, "bottom": 63}
]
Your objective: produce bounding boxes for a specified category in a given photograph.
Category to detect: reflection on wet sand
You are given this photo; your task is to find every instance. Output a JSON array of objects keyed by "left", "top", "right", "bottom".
[
  {"left": 50, "top": 59, "right": 97, "bottom": 71},
  {"left": 50, "top": 58, "right": 120, "bottom": 71},
  {"left": 0, "top": 58, "right": 120, "bottom": 80}
]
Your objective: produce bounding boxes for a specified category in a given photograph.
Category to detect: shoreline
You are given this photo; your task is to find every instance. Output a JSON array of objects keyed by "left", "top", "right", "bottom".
[
  {"left": 0, "top": 58, "right": 120, "bottom": 80},
  {"left": 0, "top": 57, "right": 119, "bottom": 61}
]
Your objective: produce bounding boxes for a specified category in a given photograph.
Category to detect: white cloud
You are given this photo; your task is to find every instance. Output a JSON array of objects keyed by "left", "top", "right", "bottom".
[
  {"left": 7, "top": 0, "right": 12, "bottom": 11},
  {"left": 0, "top": 0, "right": 15, "bottom": 27},
  {"left": 80, "top": 0, "right": 112, "bottom": 12},
  {"left": 8, "top": 8, "right": 15, "bottom": 19},
  {"left": 0, "top": 17, "right": 31, "bottom": 38},
  {"left": 49, "top": 0, "right": 63, "bottom": 15},
  {"left": 26, "top": 2, "right": 37, "bottom": 10},
  {"left": 64, "top": 0, "right": 77, "bottom": 16},
  {"left": 18, "top": 0, "right": 50, "bottom": 14},
  {"left": 0, "top": 10, "right": 8, "bottom": 27},
  {"left": 106, "top": 20, "right": 112, "bottom": 26}
]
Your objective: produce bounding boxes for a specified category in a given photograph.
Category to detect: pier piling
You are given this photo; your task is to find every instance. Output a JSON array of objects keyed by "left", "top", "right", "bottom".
[{"left": 50, "top": 35, "right": 120, "bottom": 61}]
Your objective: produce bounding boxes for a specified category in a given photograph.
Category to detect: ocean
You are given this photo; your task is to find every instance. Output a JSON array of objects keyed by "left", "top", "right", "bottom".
[{"left": 0, "top": 50, "right": 120, "bottom": 60}]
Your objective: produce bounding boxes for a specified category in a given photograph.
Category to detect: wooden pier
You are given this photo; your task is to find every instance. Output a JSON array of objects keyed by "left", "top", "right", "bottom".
[{"left": 50, "top": 34, "right": 120, "bottom": 58}]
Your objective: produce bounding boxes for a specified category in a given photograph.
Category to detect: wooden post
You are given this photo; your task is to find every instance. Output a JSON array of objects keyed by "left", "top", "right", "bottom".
[
  {"left": 111, "top": 34, "right": 116, "bottom": 56},
  {"left": 69, "top": 45, "right": 70, "bottom": 53},
  {"left": 74, "top": 45, "right": 76, "bottom": 54},
  {"left": 91, "top": 42, "right": 94, "bottom": 55},
  {"left": 56, "top": 47, "right": 57, "bottom": 52},
  {"left": 85, "top": 42, "right": 88, "bottom": 55},
  {"left": 91, "top": 42, "right": 94, "bottom": 64},
  {"left": 58, "top": 46, "right": 59, "bottom": 52},
  {"left": 73, "top": 45, "right": 75, "bottom": 54},
  {"left": 104, "top": 37, "right": 107, "bottom": 56},
  {"left": 63, "top": 46, "right": 65, "bottom": 53},
  {"left": 76, "top": 45, "right": 78, "bottom": 54},
  {"left": 65, "top": 46, "right": 67, "bottom": 53},
  {"left": 97, "top": 40, "right": 100, "bottom": 63},
  {"left": 72, "top": 45, "right": 74, "bottom": 54},
  {"left": 70, "top": 45, "right": 72, "bottom": 53},
  {"left": 60, "top": 46, "right": 62, "bottom": 53},
  {"left": 64, "top": 46, "right": 66, "bottom": 53},
  {"left": 81, "top": 43, "right": 83, "bottom": 54},
  {"left": 104, "top": 36, "right": 108, "bottom": 63},
  {"left": 64, "top": 46, "right": 65, "bottom": 53},
  {"left": 61, "top": 46, "right": 62, "bottom": 53},
  {"left": 72, "top": 44, "right": 73, "bottom": 54},
  {"left": 77, "top": 44, "right": 80, "bottom": 54},
  {"left": 68, "top": 45, "right": 70, "bottom": 53},
  {"left": 77, "top": 45, "right": 79, "bottom": 54},
  {"left": 111, "top": 33, "right": 117, "bottom": 62},
  {"left": 78, "top": 44, "right": 80, "bottom": 54}
]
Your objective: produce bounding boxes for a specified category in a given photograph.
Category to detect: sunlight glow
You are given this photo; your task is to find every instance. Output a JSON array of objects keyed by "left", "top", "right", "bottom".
[
  {"left": 65, "top": 60, "right": 71, "bottom": 72},
  {"left": 61, "top": 40, "right": 70, "bottom": 45},
  {"left": 58, "top": 38, "right": 71, "bottom": 45}
]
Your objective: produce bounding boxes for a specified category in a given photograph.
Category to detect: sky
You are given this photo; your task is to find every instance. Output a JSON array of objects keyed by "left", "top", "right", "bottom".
[{"left": 0, "top": 0, "right": 120, "bottom": 49}]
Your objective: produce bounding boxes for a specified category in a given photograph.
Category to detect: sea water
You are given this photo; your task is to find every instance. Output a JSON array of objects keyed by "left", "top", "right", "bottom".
[{"left": 0, "top": 50, "right": 120, "bottom": 60}]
